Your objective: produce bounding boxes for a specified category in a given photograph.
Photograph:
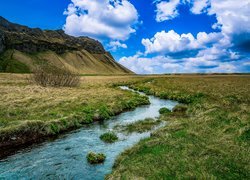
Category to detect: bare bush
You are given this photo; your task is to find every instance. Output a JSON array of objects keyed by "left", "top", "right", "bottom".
[{"left": 31, "top": 65, "right": 80, "bottom": 87}]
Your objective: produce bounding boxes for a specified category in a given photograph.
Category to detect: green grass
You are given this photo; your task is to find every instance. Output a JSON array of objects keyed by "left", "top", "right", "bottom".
[
  {"left": 0, "top": 74, "right": 149, "bottom": 146},
  {"left": 86, "top": 152, "right": 106, "bottom": 164},
  {"left": 159, "top": 107, "right": 171, "bottom": 114},
  {"left": 0, "top": 50, "right": 31, "bottom": 73},
  {"left": 115, "top": 118, "right": 162, "bottom": 133},
  {"left": 100, "top": 132, "right": 118, "bottom": 143},
  {"left": 108, "top": 75, "right": 250, "bottom": 179}
]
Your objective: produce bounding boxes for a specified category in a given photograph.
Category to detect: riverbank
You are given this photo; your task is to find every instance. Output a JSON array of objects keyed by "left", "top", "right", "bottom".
[
  {"left": 108, "top": 75, "right": 250, "bottom": 179},
  {"left": 0, "top": 74, "right": 149, "bottom": 158},
  {"left": 0, "top": 82, "right": 178, "bottom": 179}
]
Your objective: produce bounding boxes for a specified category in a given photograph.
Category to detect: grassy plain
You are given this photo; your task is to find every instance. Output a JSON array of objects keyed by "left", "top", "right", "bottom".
[
  {"left": 108, "top": 75, "right": 250, "bottom": 179},
  {"left": 1, "top": 74, "right": 249, "bottom": 178},
  {"left": 0, "top": 74, "right": 149, "bottom": 149}
]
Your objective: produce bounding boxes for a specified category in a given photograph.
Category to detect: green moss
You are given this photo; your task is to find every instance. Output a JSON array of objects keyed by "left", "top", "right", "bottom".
[
  {"left": 86, "top": 152, "right": 106, "bottom": 164},
  {"left": 159, "top": 107, "right": 171, "bottom": 114},
  {"left": 100, "top": 131, "right": 118, "bottom": 143}
]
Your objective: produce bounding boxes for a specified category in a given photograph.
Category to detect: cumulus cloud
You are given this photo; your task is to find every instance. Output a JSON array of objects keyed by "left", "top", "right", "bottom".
[
  {"left": 154, "top": 0, "right": 250, "bottom": 38},
  {"left": 190, "top": 0, "right": 250, "bottom": 37},
  {"left": 155, "top": 0, "right": 180, "bottom": 22},
  {"left": 63, "top": 0, "right": 138, "bottom": 40},
  {"left": 190, "top": 0, "right": 209, "bottom": 14},
  {"left": 119, "top": 51, "right": 249, "bottom": 74},
  {"left": 119, "top": 53, "right": 181, "bottom": 74},
  {"left": 136, "top": 0, "right": 250, "bottom": 74},
  {"left": 118, "top": 55, "right": 201, "bottom": 74},
  {"left": 108, "top": 40, "right": 128, "bottom": 51},
  {"left": 142, "top": 30, "right": 223, "bottom": 54}
]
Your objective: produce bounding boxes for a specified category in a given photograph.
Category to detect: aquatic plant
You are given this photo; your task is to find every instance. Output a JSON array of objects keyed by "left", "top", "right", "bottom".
[
  {"left": 86, "top": 152, "right": 106, "bottom": 164},
  {"left": 100, "top": 132, "right": 118, "bottom": 143}
]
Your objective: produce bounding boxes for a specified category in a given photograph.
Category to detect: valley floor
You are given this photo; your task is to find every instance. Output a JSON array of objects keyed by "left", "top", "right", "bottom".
[
  {"left": 108, "top": 75, "right": 250, "bottom": 179},
  {"left": 0, "top": 74, "right": 148, "bottom": 155},
  {"left": 0, "top": 74, "right": 249, "bottom": 179}
]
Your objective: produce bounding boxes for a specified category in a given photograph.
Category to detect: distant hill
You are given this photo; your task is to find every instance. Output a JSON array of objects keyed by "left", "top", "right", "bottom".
[{"left": 0, "top": 16, "right": 133, "bottom": 74}]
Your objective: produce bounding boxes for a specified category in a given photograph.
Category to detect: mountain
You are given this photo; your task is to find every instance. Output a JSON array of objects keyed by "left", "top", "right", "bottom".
[{"left": 0, "top": 16, "right": 133, "bottom": 74}]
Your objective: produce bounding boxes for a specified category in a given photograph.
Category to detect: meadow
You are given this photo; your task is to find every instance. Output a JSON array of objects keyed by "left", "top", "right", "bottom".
[
  {"left": 0, "top": 74, "right": 249, "bottom": 179},
  {"left": 108, "top": 75, "right": 250, "bottom": 179},
  {"left": 0, "top": 74, "right": 149, "bottom": 152}
]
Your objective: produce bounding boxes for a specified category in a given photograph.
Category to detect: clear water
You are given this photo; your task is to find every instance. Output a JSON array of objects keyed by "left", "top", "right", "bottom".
[{"left": 0, "top": 87, "right": 178, "bottom": 180}]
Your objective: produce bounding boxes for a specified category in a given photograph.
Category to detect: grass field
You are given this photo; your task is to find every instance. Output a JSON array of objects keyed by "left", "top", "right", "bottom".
[
  {"left": 0, "top": 74, "right": 149, "bottom": 149},
  {"left": 1, "top": 74, "right": 249, "bottom": 178},
  {"left": 108, "top": 75, "right": 250, "bottom": 179}
]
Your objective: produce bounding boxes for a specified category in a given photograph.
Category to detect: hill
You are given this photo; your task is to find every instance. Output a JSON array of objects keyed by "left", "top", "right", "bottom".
[{"left": 0, "top": 16, "right": 133, "bottom": 74}]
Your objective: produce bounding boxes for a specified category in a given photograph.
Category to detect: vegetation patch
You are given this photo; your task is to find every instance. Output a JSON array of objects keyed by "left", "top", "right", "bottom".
[
  {"left": 100, "top": 131, "right": 118, "bottom": 143},
  {"left": 116, "top": 118, "right": 162, "bottom": 133},
  {"left": 86, "top": 152, "right": 106, "bottom": 164},
  {"left": 159, "top": 107, "right": 171, "bottom": 114},
  {"left": 31, "top": 64, "right": 80, "bottom": 87},
  {"left": 172, "top": 104, "right": 188, "bottom": 113},
  {"left": 0, "top": 74, "right": 150, "bottom": 152},
  {"left": 108, "top": 75, "right": 250, "bottom": 179},
  {"left": 0, "top": 50, "right": 30, "bottom": 73}
]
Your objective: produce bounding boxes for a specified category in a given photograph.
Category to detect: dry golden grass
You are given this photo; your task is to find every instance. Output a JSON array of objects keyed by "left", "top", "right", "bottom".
[
  {"left": 4, "top": 49, "right": 133, "bottom": 74},
  {"left": 0, "top": 74, "right": 149, "bottom": 147}
]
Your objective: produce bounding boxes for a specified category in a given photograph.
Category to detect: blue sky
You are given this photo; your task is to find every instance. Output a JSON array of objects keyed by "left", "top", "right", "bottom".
[{"left": 0, "top": 0, "right": 250, "bottom": 74}]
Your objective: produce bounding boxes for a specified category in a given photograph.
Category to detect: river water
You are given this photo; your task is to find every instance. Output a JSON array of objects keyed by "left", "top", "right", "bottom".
[{"left": 0, "top": 87, "right": 178, "bottom": 179}]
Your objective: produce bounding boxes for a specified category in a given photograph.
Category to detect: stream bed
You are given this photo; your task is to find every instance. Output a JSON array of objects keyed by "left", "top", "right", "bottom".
[{"left": 0, "top": 87, "right": 178, "bottom": 179}]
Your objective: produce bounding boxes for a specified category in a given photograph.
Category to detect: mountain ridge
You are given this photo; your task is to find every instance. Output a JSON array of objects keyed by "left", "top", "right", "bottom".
[{"left": 0, "top": 16, "right": 133, "bottom": 74}]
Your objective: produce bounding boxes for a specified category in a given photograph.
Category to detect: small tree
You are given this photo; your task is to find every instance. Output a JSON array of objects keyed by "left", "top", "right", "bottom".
[{"left": 32, "top": 64, "right": 80, "bottom": 87}]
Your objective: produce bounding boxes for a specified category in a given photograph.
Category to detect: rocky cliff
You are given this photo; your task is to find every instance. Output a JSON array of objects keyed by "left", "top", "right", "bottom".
[{"left": 0, "top": 16, "right": 133, "bottom": 74}]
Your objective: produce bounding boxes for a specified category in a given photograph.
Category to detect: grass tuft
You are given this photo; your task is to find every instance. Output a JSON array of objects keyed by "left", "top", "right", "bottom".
[
  {"left": 159, "top": 107, "right": 171, "bottom": 114},
  {"left": 100, "top": 132, "right": 118, "bottom": 143},
  {"left": 86, "top": 152, "right": 106, "bottom": 164},
  {"left": 116, "top": 118, "right": 162, "bottom": 133}
]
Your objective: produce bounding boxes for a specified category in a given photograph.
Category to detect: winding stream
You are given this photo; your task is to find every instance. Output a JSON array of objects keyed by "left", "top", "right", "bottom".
[{"left": 0, "top": 87, "right": 178, "bottom": 179}]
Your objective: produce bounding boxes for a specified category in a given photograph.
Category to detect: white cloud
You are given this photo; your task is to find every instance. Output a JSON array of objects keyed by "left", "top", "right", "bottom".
[
  {"left": 119, "top": 0, "right": 250, "bottom": 74},
  {"left": 155, "top": 0, "right": 180, "bottom": 22},
  {"left": 142, "top": 30, "right": 223, "bottom": 54},
  {"left": 191, "top": 0, "right": 209, "bottom": 14},
  {"left": 108, "top": 40, "right": 128, "bottom": 51},
  {"left": 119, "top": 53, "right": 181, "bottom": 74},
  {"left": 118, "top": 51, "right": 244, "bottom": 74},
  {"left": 154, "top": 0, "right": 250, "bottom": 38},
  {"left": 190, "top": 0, "right": 250, "bottom": 36},
  {"left": 63, "top": 0, "right": 138, "bottom": 40}
]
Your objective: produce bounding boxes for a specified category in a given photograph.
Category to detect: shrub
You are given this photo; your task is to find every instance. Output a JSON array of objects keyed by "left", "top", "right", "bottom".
[
  {"left": 159, "top": 107, "right": 171, "bottom": 114},
  {"left": 100, "top": 131, "right": 118, "bottom": 143},
  {"left": 31, "top": 64, "right": 80, "bottom": 87},
  {"left": 86, "top": 152, "right": 106, "bottom": 164}
]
